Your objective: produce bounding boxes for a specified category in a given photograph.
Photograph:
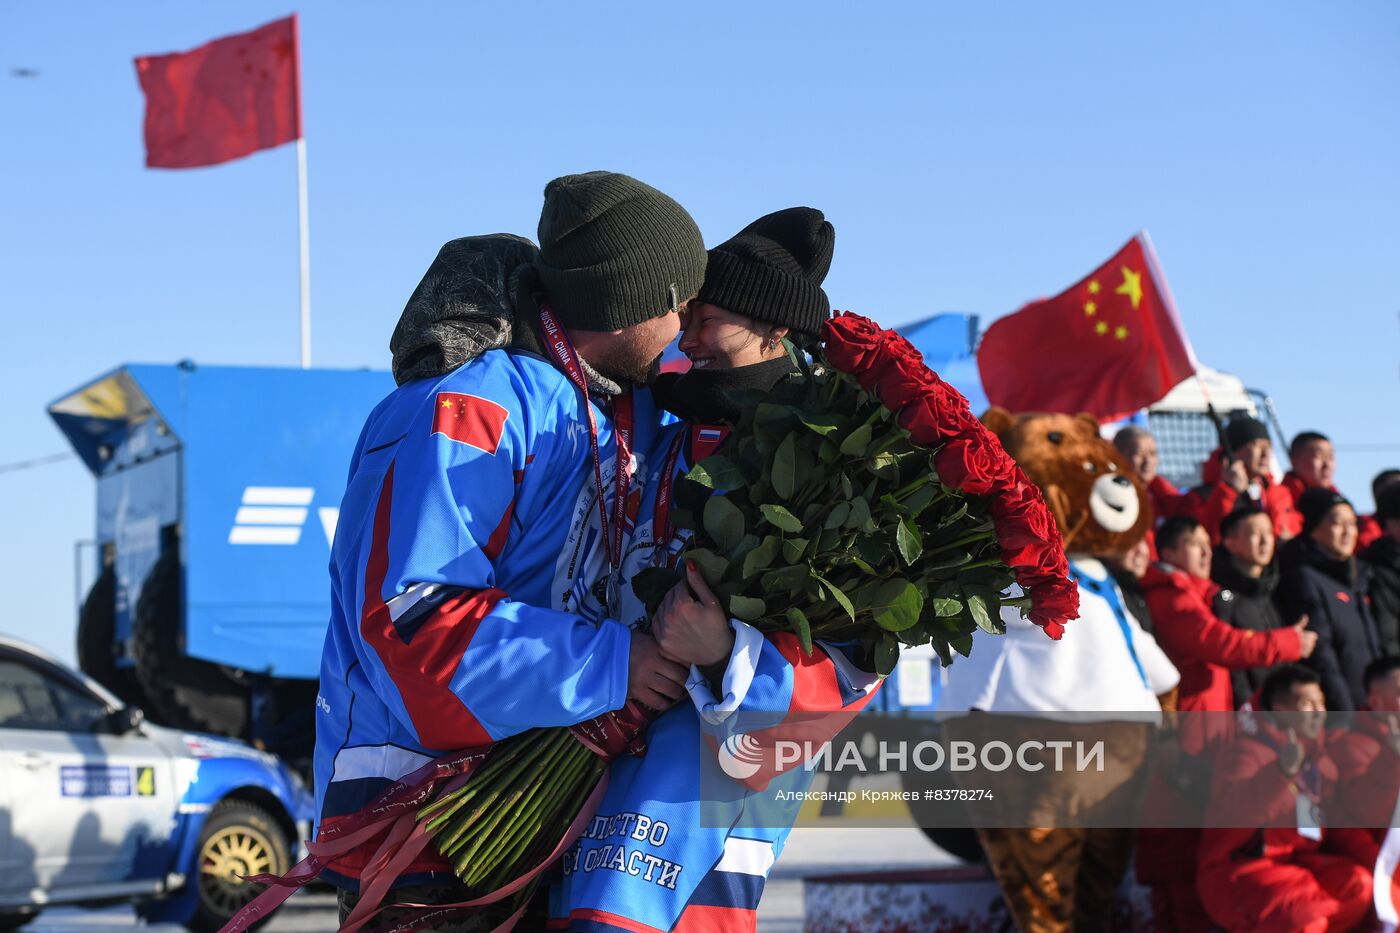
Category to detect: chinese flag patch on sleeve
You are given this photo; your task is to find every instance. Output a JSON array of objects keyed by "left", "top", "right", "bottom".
[{"left": 431, "top": 393, "right": 510, "bottom": 455}]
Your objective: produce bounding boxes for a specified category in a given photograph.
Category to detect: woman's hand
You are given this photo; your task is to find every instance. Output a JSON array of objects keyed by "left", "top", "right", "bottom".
[{"left": 652, "top": 561, "right": 736, "bottom": 669}]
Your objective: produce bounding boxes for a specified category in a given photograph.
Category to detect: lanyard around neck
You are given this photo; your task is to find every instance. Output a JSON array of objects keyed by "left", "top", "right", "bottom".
[
  {"left": 651, "top": 430, "right": 686, "bottom": 555},
  {"left": 538, "top": 305, "right": 633, "bottom": 572},
  {"left": 651, "top": 423, "right": 731, "bottom": 566}
]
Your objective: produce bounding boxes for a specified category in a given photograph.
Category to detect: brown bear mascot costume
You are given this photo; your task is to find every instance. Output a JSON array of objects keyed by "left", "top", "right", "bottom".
[{"left": 943, "top": 410, "right": 1179, "bottom": 933}]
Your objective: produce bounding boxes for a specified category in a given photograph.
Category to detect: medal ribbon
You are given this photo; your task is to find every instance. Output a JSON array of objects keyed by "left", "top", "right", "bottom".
[
  {"left": 538, "top": 305, "right": 633, "bottom": 571},
  {"left": 651, "top": 430, "right": 685, "bottom": 552}
]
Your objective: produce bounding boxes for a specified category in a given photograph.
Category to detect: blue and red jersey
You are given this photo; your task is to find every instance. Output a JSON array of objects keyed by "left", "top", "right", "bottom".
[
  {"left": 549, "top": 421, "right": 883, "bottom": 932},
  {"left": 313, "top": 348, "right": 666, "bottom": 886},
  {"left": 314, "top": 347, "right": 883, "bottom": 926}
]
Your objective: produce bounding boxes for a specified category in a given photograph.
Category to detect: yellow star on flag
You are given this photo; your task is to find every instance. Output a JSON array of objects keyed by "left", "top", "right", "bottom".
[
  {"left": 1087, "top": 280, "right": 1101, "bottom": 294},
  {"left": 1084, "top": 301, "right": 1097, "bottom": 316},
  {"left": 1115, "top": 266, "right": 1143, "bottom": 310},
  {"left": 1095, "top": 321, "right": 1108, "bottom": 335},
  {"left": 1114, "top": 325, "right": 1129, "bottom": 340},
  {"left": 441, "top": 399, "right": 453, "bottom": 408}
]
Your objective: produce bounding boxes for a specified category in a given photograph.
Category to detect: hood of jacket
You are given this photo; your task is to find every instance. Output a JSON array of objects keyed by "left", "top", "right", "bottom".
[{"left": 389, "top": 234, "right": 539, "bottom": 386}]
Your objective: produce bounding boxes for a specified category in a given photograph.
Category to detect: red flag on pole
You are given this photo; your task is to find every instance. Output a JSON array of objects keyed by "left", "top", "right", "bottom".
[
  {"left": 135, "top": 15, "right": 301, "bottom": 169},
  {"left": 976, "top": 233, "right": 1196, "bottom": 420}
]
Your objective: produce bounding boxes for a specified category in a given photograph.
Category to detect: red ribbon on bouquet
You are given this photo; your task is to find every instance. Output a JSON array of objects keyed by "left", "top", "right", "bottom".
[
  {"left": 216, "top": 746, "right": 494, "bottom": 932},
  {"left": 216, "top": 704, "right": 656, "bottom": 933}
]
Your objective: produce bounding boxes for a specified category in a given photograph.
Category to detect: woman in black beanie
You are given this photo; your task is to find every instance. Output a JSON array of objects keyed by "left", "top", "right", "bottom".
[
  {"left": 1276, "top": 488, "right": 1379, "bottom": 710},
  {"left": 650, "top": 206, "right": 834, "bottom": 424},
  {"left": 561, "top": 208, "right": 883, "bottom": 928}
]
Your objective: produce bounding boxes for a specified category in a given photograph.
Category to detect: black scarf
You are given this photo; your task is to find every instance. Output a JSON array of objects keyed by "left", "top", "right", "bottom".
[
  {"left": 1296, "top": 536, "right": 1359, "bottom": 588},
  {"left": 652, "top": 356, "right": 797, "bottom": 424}
]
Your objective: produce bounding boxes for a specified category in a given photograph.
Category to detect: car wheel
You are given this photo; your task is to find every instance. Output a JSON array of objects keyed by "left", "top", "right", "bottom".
[
  {"left": 0, "top": 911, "right": 39, "bottom": 930},
  {"left": 188, "top": 799, "right": 291, "bottom": 932}
]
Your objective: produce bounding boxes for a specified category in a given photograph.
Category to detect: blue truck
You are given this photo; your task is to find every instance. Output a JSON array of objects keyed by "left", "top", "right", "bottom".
[{"left": 50, "top": 362, "right": 394, "bottom": 770}]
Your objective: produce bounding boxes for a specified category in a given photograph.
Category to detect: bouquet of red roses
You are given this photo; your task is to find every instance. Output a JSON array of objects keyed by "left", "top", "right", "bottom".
[
  {"left": 631, "top": 311, "right": 1077, "bottom": 669},
  {"left": 826, "top": 311, "right": 1077, "bottom": 639}
]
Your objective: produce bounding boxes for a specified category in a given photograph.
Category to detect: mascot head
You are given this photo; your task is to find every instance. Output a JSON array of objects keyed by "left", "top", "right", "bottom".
[{"left": 980, "top": 408, "right": 1151, "bottom": 557}]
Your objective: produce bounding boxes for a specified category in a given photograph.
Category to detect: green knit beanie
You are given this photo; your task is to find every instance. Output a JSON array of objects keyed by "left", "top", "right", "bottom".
[{"left": 535, "top": 171, "right": 706, "bottom": 331}]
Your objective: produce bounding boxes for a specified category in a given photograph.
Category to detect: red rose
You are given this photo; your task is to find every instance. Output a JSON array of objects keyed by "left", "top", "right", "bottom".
[
  {"left": 933, "top": 436, "right": 1013, "bottom": 496},
  {"left": 872, "top": 342, "right": 936, "bottom": 411},
  {"left": 900, "top": 382, "right": 981, "bottom": 443},
  {"left": 879, "top": 330, "right": 926, "bottom": 369},
  {"left": 935, "top": 381, "right": 981, "bottom": 436},
  {"left": 854, "top": 358, "right": 886, "bottom": 394},
  {"left": 1028, "top": 578, "right": 1079, "bottom": 639},
  {"left": 822, "top": 313, "right": 886, "bottom": 377},
  {"left": 897, "top": 397, "right": 942, "bottom": 446},
  {"left": 991, "top": 476, "right": 1065, "bottom": 580}
]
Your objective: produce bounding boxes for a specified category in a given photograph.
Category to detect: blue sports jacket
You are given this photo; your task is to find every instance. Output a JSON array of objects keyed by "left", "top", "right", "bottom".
[{"left": 313, "top": 347, "right": 666, "bottom": 885}]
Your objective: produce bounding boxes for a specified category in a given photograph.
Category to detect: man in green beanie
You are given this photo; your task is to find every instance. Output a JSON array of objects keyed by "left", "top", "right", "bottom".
[
  {"left": 318, "top": 171, "right": 712, "bottom": 929},
  {"left": 528, "top": 171, "right": 706, "bottom": 387}
]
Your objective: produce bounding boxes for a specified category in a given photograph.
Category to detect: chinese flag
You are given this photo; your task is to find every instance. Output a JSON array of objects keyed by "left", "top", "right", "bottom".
[
  {"left": 976, "top": 234, "right": 1196, "bottom": 421},
  {"left": 135, "top": 16, "right": 301, "bottom": 169},
  {"left": 431, "top": 393, "right": 510, "bottom": 456}
]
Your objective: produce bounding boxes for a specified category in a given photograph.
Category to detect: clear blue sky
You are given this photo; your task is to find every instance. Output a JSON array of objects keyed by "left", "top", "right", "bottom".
[{"left": 2, "top": 2, "right": 1397, "bottom": 665}]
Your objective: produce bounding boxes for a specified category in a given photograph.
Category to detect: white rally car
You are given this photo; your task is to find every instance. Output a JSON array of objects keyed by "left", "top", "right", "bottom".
[{"left": 0, "top": 635, "right": 311, "bottom": 930}]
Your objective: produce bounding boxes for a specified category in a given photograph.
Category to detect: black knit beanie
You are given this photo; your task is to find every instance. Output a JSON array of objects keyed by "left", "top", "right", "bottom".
[
  {"left": 1299, "top": 487, "right": 1352, "bottom": 537},
  {"left": 697, "top": 207, "right": 835, "bottom": 339},
  {"left": 1225, "top": 416, "right": 1271, "bottom": 450},
  {"left": 535, "top": 171, "right": 706, "bottom": 332}
]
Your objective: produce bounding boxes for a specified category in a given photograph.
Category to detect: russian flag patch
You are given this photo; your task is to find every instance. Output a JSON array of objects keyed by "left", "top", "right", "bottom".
[{"left": 691, "top": 424, "right": 730, "bottom": 462}]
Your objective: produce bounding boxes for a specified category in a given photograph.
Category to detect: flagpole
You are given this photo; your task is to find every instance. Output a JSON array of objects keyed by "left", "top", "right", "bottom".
[
  {"left": 296, "top": 136, "right": 311, "bottom": 369},
  {"left": 290, "top": 12, "right": 310, "bottom": 369}
]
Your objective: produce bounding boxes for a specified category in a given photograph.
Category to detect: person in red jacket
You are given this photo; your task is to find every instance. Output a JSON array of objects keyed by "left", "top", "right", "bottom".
[
  {"left": 1137, "top": 516, "right": 1316, "bottom": 931},
  {"left": 1329, "top": 655, "right": 1400, "bottom": 866},
  {"left": 1144, "top": 516, "right": 1315, "bottom": 713},
  {"left": 1282, "top": 430, "right": 1336, "bottom": 499},
  {"left": 1197, "top": 666, "right": 1375, "bottom": 933},
  {"left": 1187, "top": 417, "right": 1298, "bottom": 545}
]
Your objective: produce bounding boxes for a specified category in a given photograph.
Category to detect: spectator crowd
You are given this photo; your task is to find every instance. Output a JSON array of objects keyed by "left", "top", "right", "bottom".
[{"left": 1105, "top": 420, "right": 1400, "bottom": 932}]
